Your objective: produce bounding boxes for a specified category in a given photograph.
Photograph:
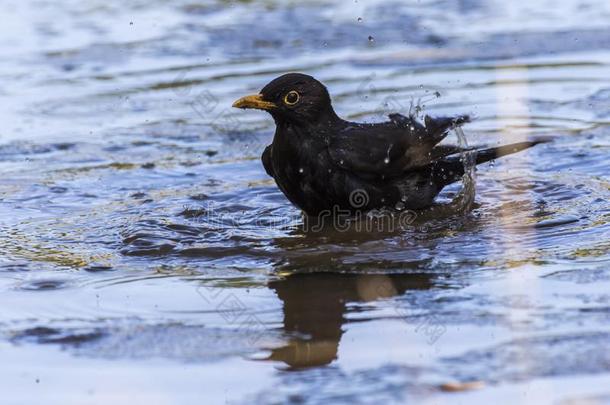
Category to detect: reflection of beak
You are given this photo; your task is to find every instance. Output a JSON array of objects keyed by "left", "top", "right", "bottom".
[{"left": 232, "top": 94, "right": 276, "bottom": 110}]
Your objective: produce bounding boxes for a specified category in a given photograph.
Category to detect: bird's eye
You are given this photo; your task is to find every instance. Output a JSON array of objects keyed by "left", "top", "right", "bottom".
[{"left": 284, "top": 91, "right": 300, "bottom": 105}]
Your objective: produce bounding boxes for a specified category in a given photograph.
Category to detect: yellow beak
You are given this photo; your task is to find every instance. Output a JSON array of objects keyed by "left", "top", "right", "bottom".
[{"left": 232, "top": 94, "right": 277, "bottom": 110}]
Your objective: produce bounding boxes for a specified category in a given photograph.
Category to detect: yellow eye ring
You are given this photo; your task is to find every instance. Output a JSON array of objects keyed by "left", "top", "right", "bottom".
[{"left": 284, "top": 91, "right": 300, "bottom": 105}]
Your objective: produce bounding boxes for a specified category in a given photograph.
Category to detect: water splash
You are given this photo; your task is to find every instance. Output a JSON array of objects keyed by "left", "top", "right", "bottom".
[
  {"left": 451, "top": 126, "right": 477, "bottom": 214},
  {"left": 422, "top": 126, "right": 477, "bottom": 218}
]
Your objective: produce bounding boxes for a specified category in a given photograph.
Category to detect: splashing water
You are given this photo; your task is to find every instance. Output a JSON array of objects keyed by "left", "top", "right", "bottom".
[
  {"left": 453, "top": 126, "right": 477, "bottom": 213},
  {"left": 422, "top": 126, "right": 477, "bottom": 218}
]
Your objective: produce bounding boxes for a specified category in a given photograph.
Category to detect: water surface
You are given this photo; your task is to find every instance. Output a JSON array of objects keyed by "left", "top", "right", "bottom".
[{"left": 0, "top": 1, "right": 609, "bottom": 404}]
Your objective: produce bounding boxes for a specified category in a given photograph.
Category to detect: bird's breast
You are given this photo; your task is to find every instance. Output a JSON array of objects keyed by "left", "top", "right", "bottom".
[{"left": 270, "top": 131, "right": 331, "bottom": 213}]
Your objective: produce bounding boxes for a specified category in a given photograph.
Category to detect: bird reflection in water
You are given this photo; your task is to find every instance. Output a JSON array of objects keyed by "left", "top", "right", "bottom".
[{"left": 264, "top": 272, "right": 433, "bottom": 370}]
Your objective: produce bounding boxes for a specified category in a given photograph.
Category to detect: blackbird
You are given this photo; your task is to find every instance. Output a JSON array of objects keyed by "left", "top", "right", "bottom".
[{"left": 233, "top": 73, "right": 547, "bottom": 216}]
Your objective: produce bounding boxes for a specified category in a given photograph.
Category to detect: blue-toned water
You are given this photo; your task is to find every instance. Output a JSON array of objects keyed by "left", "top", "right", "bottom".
[{"left": 0, "top": 1, "right": 609, "bottom": 403}]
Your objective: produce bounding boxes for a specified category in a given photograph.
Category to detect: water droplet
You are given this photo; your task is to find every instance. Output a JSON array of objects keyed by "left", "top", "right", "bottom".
[
  {"left": 340, "top": 159, "right": 344, "bottom": 165},
  {"left": 434, "top": 91, "right": 441, "bottom": 98},
  {"left": 410, "top": 126, "right": 415, "bottom": 131},
  {"left": 395, "top": 202, "right": 405, "bottom": 211},
  {"left": 401, "top": 195, "right": 408, "bottom": 202},
  {"left": 298, "top": 168, "right": 304, "bottom": 173},
  {"left": 384, "top": 157, "right": 390, "bottom": 164},
  {"left": 357, "top": 17, "right": 363, "bottom": 22},
  {"left": 368, "top": 35, "right": 375, "bottom": 43},
  {"left": 328, "top": 169, "right": 332, "bottom": 173}
]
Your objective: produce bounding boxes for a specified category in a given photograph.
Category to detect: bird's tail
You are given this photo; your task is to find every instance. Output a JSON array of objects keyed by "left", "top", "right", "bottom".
[{"left": 433, "top": 137, "right": 551, "bottom": 186}]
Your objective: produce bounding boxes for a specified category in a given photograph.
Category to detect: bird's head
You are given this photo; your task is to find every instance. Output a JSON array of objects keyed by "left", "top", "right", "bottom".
[{"left": 232, "top": 73, "right": 337, "bottom": 125}]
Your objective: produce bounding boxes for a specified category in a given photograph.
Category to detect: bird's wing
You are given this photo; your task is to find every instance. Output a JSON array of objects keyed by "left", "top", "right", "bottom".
[{"left": 327, "top": 114, "right": 469, "bottom": 179}]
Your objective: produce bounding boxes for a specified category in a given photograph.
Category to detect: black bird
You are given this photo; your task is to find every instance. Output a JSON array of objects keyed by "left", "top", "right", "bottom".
[{"left": 233, "top": 73, "right": 547, "bottom": 216}]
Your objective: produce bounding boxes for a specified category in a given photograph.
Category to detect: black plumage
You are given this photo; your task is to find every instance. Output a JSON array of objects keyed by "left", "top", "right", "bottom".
[{"left": 233, "top": 73, "right": 547, "bottom": 216}]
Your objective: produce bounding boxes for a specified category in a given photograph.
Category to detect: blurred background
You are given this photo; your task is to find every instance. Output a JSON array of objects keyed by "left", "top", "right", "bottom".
[{"left": 0, "top": 1, "right": 609, "bottom": 404}]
